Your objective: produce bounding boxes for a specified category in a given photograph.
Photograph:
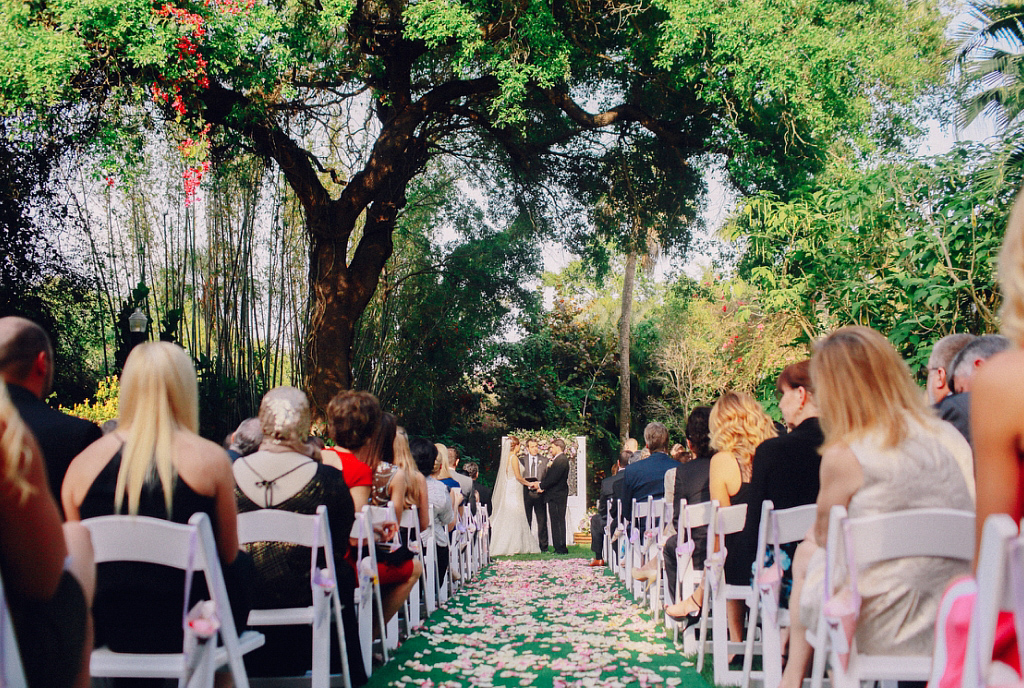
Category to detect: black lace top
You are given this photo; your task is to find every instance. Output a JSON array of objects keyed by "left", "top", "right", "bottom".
[{"left": 235, "top": 463, "right": 355, "bottom": 609}]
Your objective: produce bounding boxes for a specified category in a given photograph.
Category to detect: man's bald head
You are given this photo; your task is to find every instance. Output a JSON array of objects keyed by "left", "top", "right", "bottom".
[{"left": 0, "top": 317, "right": 54, "bottom": 397}]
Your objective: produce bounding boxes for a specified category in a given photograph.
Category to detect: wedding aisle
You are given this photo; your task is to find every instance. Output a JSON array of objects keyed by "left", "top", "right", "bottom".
[{"left": 366, "top": 556, "right": 710, "bottom": 687}]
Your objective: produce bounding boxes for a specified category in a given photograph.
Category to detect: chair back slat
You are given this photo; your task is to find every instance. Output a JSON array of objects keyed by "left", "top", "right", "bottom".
[
  {"left": 86, "top": 514, "right": 209, "bottom": 571},
  {"left": 772, "top": 503, "right": 816, "bottom": 544},
  {"left": 846, "top": 508, "right": 974, "bottom": 566},
  {"left": 716, "top": 503, "right": 747, "bottom": 535},
  {"left": 237, "top": 508, "right": 320, "bottom": 548},
  {"left": 685, "top": 500, "right": 715, "bottom": 528}
]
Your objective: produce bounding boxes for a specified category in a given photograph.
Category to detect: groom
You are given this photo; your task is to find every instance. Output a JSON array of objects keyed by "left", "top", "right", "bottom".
[
  {"left": 520, "top": 438, "right": 549, "bottom": 551},
  {"left": 538, "top": 438, "right": 571, "bottom": 554}
]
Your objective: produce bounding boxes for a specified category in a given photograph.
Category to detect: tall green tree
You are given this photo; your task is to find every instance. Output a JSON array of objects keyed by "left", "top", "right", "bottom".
[
  {"left": 0, "top": 0, "right": 951, "bottom": 416},
  {"left": 727, "top": 141, "right": 1021, "bottom": 371}
]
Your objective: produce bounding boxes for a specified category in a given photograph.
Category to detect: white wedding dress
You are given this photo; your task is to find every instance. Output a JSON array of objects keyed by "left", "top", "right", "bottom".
[{"left": 489, "top": 439, "right": 540, "bottom": 556}]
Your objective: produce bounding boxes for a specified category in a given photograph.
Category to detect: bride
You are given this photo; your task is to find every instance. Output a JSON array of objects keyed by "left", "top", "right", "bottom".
[{"left": 490, "top": 436, "right": 540, "bottom": 556}]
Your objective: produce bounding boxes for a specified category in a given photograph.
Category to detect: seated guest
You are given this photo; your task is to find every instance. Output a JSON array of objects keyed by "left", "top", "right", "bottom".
[
  {"left": 941, "top": 334, "right": 1011, "bottom": 446},
  {"left": 614, "top": 421, "right": 677, "bottom": 525},
  {"left": 434, "top": 442, "right": 461, "bottom": 491},
  {"left": 359, "top": 413, "right": 423, "bottom": 622},
  {"left": 448, "top": 446, "right": 474, "bottom": 499},
  {"left": 232, "top": 387, "right": 365, "bottom": 685},
  {"left": 731, "top": 362, "right": 824, "bottom": 612},
  {"left": 778, "top": 327, "right": 974, "bottom": 688},
  {"left": 62, "top": 342, "right": 253, "bottom": 664},
  {"left": 225, "top": 417, "right": 262, "bottom": 462},
  {"left": 665, "top": 392, "right": 776, "bottom": 645},
  {"left": 463, "top": 461, "right": 492, "bottom": 514},
  {"left": 394, "top": 427, "right": 431, "bottom": 537},
  {"left": 1, "top": 380, "right": 94, "bottom": 688},
  {"left": 589, "top": 450, "right": 632, "bottom": 567},
  {"left": 661, "top": 406, "right": 713, "bottom": 610},
  {"left": 411, "top": 438, "right": 457, "bottom": 587},
  {"left": 0, "top": 316, "right": 102, "bottom": 506},
  {"left": 322, "top": 391, "right": 377, "bottom": 510}
]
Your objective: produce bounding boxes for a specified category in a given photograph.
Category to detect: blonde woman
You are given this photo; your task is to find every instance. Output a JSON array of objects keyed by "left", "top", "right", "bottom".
[
  {"left": 974, "top": 186, "right": 1024, "bottom": 558},
  {"left": 666, "top": 391, "right": 775, "bottom": 644},
  {"left": 1, "top": 380, "right": 94, "bottom": 688},
  {"left": 62, "top": 342, "right": 249, "bottom": 654},
  {"left": 778, "top": 327, "right": 974, "bottom": 688},
  {"left": 434, "top": 442, "right": 459, "bottom": 490},
  {"left": 395, "top": 427, "right": 430, "bottom": 534}
]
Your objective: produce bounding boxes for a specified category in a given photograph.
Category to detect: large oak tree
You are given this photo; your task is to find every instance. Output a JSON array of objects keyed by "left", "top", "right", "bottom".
[{"left": 0, "top": 0, "right": 949, "bottom": 414}]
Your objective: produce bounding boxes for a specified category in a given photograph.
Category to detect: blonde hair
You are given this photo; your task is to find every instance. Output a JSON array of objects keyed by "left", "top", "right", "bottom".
[
  {"left": 811, "top": 326, "right": 929, "bottom": 449},
  {"left": 0, "top": 380, "right": 35, "bottom": 503},
  {"left": 434, "top": 442, "right": 453, "bottom": 479},
  {"left": 999, "top": 186, "right": 1024, "bottom": 345},
  {"left": 709, "top": 391, "right": 776, "bottom": 477},
  {"left": 117, "top": 342, "right": 199, "bottom": 516},
  {"left": 394, "top": 427, "right": 423, "bottom": 508}
]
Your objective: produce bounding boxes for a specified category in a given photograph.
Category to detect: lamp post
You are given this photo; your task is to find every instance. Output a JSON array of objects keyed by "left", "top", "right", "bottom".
[{"left": 127, "top": 308, "right": 149, "bottom": 352}]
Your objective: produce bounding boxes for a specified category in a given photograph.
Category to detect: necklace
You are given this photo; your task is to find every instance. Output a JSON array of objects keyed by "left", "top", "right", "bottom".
[{"left": 241, "top": 456, "right": 313, "bottom": 507}]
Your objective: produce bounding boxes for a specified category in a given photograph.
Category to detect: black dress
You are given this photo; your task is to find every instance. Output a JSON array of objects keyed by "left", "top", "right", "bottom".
[
  {"left": 723, "top": 479, "right": 755, "bottom": 586},
  {"left": 234, "top": 463, "right": 366, "bottom": 685},
  {"left": 79, "top": 448, "right": 252, "bottom": 655}
]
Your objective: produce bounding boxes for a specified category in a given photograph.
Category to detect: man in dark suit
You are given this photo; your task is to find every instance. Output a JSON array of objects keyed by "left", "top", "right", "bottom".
[
  {"left": 589, "top": 449, "right": 631, "bottom": 566},
  {"left": 614, "top": 421, "right": 676, "bottom": 525},
  {"left": 539, "top": 438, "right": 571, "bottom": 554},
  {"left": 520, "top": 438, "right": 549, "bottom": 551},
  {"left": 463, "top": 461, "right": 492, "bottom": 515},
  {"left": 0, "top": 317, "right": 102, "bottom": 508}
]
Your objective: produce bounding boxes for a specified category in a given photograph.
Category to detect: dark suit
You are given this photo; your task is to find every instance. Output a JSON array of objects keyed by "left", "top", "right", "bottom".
[
  {"left": 472, "top": 480, "right": 493, "bottom": 515},
  {"left": 540, "top": 451, "right": 570, "bottom": 553},
  {"left": 614, "top": 451, "right": 676, "bottom": 524},
  {"left": 732, "top": 417, "right": 825, "bottom": 586},
  {"left": 520, "top": 451, "right": 550, "bottom": 549},
  {"left": 936, "top": 392, "right": 971, "bottom": 447},
  {"left": 662, "top": 456, "right": 711, "bottom": 600},
  {"left": 7, "top": 382, "right": 102, "bottom": 510},
  {"left": 591, "top": 471, "right": 625, "bottom": 559}
]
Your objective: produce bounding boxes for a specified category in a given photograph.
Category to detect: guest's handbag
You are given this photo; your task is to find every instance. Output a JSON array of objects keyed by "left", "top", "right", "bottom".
[
  {"left": 822, "top": 519, "right": 860, "bottom": 671},
  {"left": 758, "top": 515, "right": 784, "bottom": 627}
]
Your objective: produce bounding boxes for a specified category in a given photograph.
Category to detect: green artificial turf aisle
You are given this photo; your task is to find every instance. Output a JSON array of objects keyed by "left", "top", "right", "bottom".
[{"left": 366, "top": 554, "right": 711, "bottom": 687}]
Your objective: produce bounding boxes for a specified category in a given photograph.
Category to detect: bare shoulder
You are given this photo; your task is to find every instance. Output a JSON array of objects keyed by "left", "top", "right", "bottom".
[
  {"left": 709, "top": 451, "right": 736, "bottom": 474},
  {"left": 65, "top": 432, "right": 120, "bottom": 480},
  {"left": 175, "top": 432, "right": 232, "bottom": 495}
]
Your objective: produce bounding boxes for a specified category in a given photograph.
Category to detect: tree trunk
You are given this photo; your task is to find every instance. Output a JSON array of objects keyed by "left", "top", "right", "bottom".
[{"left": 619, "top": 251, "right": 637, "bottom": 444}]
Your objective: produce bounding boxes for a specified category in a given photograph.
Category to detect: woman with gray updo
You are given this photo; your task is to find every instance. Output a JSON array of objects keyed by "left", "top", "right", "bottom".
[{"left": 232, "top": 386, "right": 366, "bottom": 685}]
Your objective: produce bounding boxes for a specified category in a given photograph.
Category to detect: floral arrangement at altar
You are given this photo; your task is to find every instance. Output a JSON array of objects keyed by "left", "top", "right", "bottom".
[{"left": 505, "top": 428, "right": 581, "bottom": 461}]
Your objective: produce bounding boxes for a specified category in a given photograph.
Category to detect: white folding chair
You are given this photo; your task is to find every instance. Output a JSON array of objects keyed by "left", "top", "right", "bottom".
[
  {"left": 350, "top": 508, "right": 389, "bottom": 677},
  {"left": 365, "top": 504, "right": 402, "bottom": 655},
  {"left": 808, "top": 506, "right": 974, "bottom": 688},
  {"left": 629, "top": 497, "right": 653, "bottom": 599},
  {"left": 236, "top": 505, "right": 351, "bottom": 688},
  {"left": 399, "top": 505, "right": 424, "bottom": 632},
  {"left": 84, "top": 512, "right": 265, "bottom": 688},
  {"left": 741, "top": 501, "right": 816, "bottom": 688},
  {"left": 477, "top": 505, "right": 491, "bottom": 567},
  {"left": 421, "top": 505, "right": 438, "bottom": 614},
  {"left": 0, "top": 565, "right": 28, "bottom": 688},
  {"left": 603, "top": 496, "right": 615, "bottom": 571},
  {"left": 951, "top": 513, "right": 1021, "bottom": 688},
  {"left": 613, "top": 498, "right": 627, "bottom": 582},
  {"left": 666, "top": 499, "right": 715, "bottom": 653},
  {"left": 646, "top": 498, "right": 667, "bottom": 618},
  {"left": 696, "top": 502, "right": 750, "bottom": 686}
]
